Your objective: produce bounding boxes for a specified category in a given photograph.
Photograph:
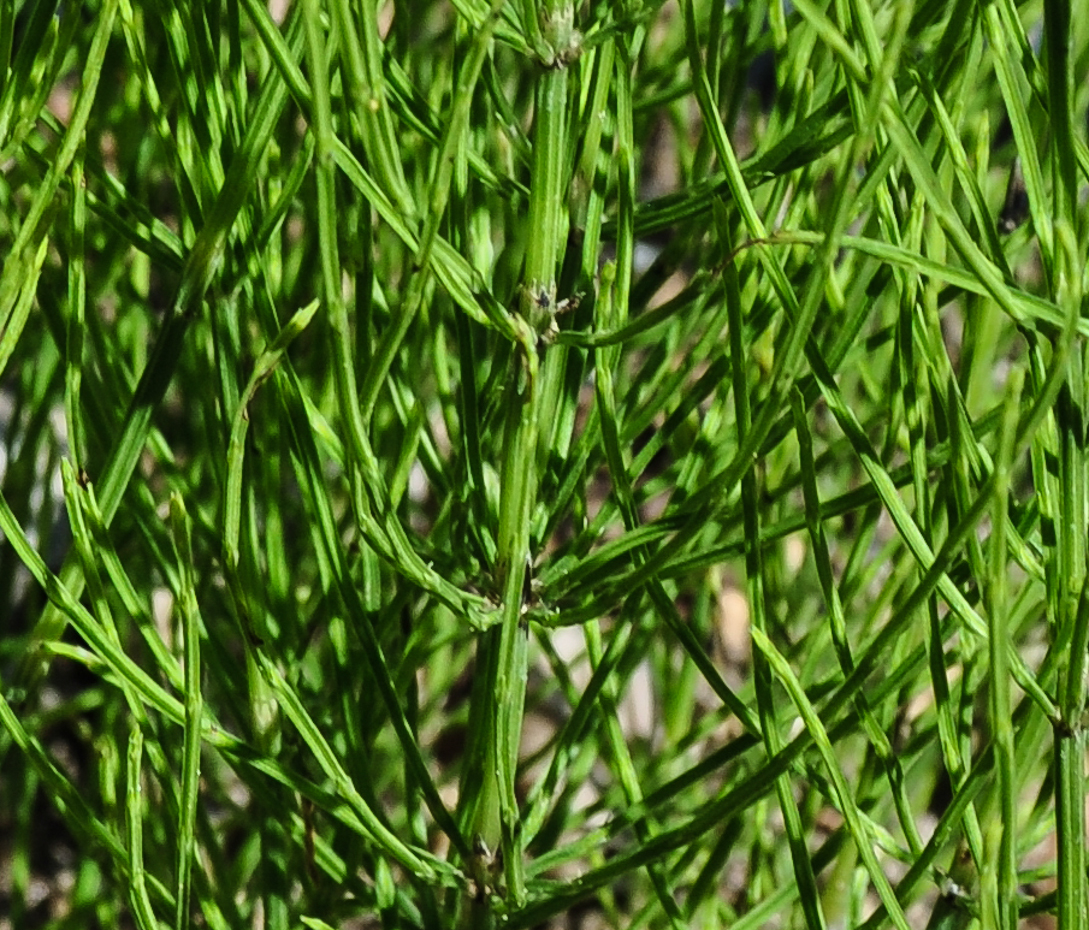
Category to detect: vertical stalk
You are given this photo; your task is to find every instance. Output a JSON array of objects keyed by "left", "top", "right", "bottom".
[
  {"left": 1043, "top": 0, "right": 1076, "bottom": 231},
  {"left": 125, "top": 722, "right": 158, "bottom": 930},
  {"left": 1051, "top": 16, "right": 1088, "bottom": 895},
  {"left": 1057, "top": 729, "right": 1088, "bottom": 930},
  {"left": 484, "top": 382, "right": 537, "bottom": 902},
  {"left": 1059, "top": 568, "right": 1089, "bottom": 930},
  {"left": 170, "top": 494, "right": 203, "bottom": 930},
  {"left": 468, "top": 0, "right": 574, "bottom": 911},
  {"left": 984, "top": 370, "right": 1022, "bottom": 930},
  {"left": 1054, "top": 220, "right": 1088, "bottom": 929},
  {"left": 65, "top": 155, "right": 87, "bottom": 473}
]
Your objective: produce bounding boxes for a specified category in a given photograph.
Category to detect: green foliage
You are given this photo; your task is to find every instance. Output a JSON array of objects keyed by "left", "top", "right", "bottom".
[{"left": 1, "top": 0, "right": 1088, "bottom": 928}]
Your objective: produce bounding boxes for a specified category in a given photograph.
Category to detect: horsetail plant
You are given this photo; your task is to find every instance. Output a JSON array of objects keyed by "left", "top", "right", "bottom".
[{"left": 1, "top": 1, "right": 1088, "bottom": 929}]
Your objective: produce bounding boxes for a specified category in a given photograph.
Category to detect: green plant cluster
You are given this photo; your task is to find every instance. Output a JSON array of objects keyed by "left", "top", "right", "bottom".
[{"left": 0, "top": 0, "right": 1087, "bottom": 928}]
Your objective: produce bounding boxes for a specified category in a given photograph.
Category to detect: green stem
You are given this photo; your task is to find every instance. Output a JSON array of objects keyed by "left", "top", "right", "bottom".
[
  {"left": 468, "top": 1, "right": 576, "bottom": 910},
  {"left": 1057, "top": 729, "right": 1088, "bottom": 930},
  {"left": 985, "top": 369, "right": 1022, "bottom": 930}
]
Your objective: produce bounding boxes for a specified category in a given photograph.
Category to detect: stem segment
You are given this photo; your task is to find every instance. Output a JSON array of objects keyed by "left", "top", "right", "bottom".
[{"left": 468, "top": 0, "right": 575, "bottom": 910}]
